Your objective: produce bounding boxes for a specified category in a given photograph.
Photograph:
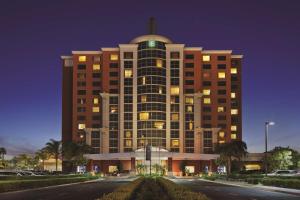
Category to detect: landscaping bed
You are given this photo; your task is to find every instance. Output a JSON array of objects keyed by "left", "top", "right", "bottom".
[
  {"left": 99, "top": 177, "right": 208, "bottom": 200},
  {"left": 0, "top": 175, "right": 98, "bottom": 193}
]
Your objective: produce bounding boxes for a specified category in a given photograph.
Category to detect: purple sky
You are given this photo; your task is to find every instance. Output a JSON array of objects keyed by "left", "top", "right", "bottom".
[{"left": 0, "top": 0, "right": 299, "bottom": 156}]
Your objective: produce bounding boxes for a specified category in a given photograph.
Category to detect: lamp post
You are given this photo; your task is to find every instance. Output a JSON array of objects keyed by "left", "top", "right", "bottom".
[{"left": 265, "top": 121, "right": 275, "bottom": 176}]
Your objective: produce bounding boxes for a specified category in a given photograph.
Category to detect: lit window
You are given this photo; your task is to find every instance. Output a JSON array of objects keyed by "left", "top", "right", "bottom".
[
  {"left": 171, "top": 113, "right": 179, "bottom": 121},
  {"left": 141, "top": 95, "right": 147, "bottom": 103},
  {"left": 231, "top": 92, "right": 236, "bottom": 98},
  {"left": 185, "top": 97, "right": 194, "bottom": 104},
  {"left": 125, "top": 131, "right": 132, "bottom": 138},
  {"left": 92, "top": 107, "right": 100, "bottom": 112},
  {"left": 156, "top": 59, "right": 162, "bottom": 68},
  {"left": 231, "top": 68, "right": 237, "bottom": 74},
  {"left": 78, "top": 123, "right": 86, "bottom": 130},
  {"left": 203, "top": 98, "right": 211, "bottom": 104},
  {"left": 231, "top": 109, "right": 238, "bottom": 115},
  {"left": 110, "top": 54, "right": 118, "bottom": 61},
  {"left": 159, "top": 86, "right": 163, "bottom": 94},
  {"left": 218, "top": 72, "right": 226, "bottom": 78},
  {"left": 219, "top": 131, "right": 225, "bottom": 138},
  {"left": 231, "top": 133, "right": 237, "bottom": 139},
  {"left": 231, "top": 125, "right": 237, "bottom": 131},
  {"left": 124, "top": 69, "right": 133, "bottom": 78},
  {"left": 189, "top": 121, "right": 193, "bottom": 130},
  {"left": 186, "top": 106, "right": 193, "bottom": 112},
  {"left": 93, "top": 64, "right": 100, "bottom": 70},
  {"left": 148, "top": 40, "right": 156, "bottom": 47},
  {"left": 171, "top": 139, "right": 179, "bottom": 147},
  {"left": 203, "top": 55, "right": 210, "bottom": 62},
  {"left": 139, "top": 112, "right": 149, "bottom": 120},
  {"left": 203, "top": 72, "right": 210, "bottom": 78},
  {"left": 78, "top": 56, "right": 86, "bottom": 62},
  {"left": 170, "top": 86, "right": 179, "bottom": 95},
  {"left": 93, "top": 98, "right": 99, "bottom": 104},
  {"left": 218, "top": 107, "right": 224, "bottom": 112},
  {"left": 219, "top": 140, "right": 225, "bottom": 144},
  {"left": 125, "top": 140, "right": 132, "bottom": 147},
  {"left": 110, "top": 106, "right": 118, "bottom": 113},
  {"left": 154, "top": 122, "right": 164, "bottom": 129},
  {"left": 142, "top": 76, "right": 146, "bottom": 85},
  {"left": 203, "top": 89, "right": 211, "bottom": 95}
]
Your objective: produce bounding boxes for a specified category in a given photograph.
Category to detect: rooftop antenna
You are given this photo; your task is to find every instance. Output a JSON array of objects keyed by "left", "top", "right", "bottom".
[{"left": 148, "top": 17, "right": 156, "bottom": 34}]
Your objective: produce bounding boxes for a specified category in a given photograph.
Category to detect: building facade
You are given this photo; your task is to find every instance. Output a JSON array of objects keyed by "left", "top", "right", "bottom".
[{"left": 61, "top": 30, "right": 242, "bottom": 175}]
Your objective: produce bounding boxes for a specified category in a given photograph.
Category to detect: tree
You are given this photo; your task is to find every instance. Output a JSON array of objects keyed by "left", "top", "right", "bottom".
[
  {"left": 35, "top": 148, "right": 49, "bottom": 171},
  {"left": 215, "top": 141, "right": 247, "bottom": 176},
  {"left": 265, "top": 147, "right": 295, "bottom": 172},
  {"left": 45, "top": 139, "right": 61, "bottom": 171},
  {"left": 0, "top": 147, "right": 6, "bottom": 160}
]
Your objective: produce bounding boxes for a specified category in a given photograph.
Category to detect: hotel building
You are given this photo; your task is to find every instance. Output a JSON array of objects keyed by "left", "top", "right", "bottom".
[{"left": 61, "top": 23, "right": 242, "bottom": 174}]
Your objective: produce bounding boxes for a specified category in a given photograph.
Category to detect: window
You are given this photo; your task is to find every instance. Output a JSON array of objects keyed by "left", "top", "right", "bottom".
[
  {"left": 93, "top": 98, "right": 99, "bottom": 104},
  {"left": 185, "top": 80, "right": 194, "bottom": 85},
  {"left": 110, "top": 63, "right": 118, "bottom": 68},
  {"left": 142, "top": 76, "right": 146, "bottom": 85},
  {"left": 218, "top": 90, "right": 226, "bottom": 95},
  {"left": 231, "top": 133, "right": 237, "bottom": 139},
  {"left": 171, "top": 139, "right": 179, "bottom": 147},
  {"left": 110, "top": 54, "right": 118, "bottom": 61},
  {"left": 231, "top": 125, "right": 237, "bottom": 131},
  {"left": 77, "top": 90, "right": 86, "bottom": 95},
  {"left": 148, "top": 40, "right": 156, "bottom": 47},
  {"left": 188, "top": 121, "right": 193, "bottom": 130},
  {"left": 219, "top": 140, "right": 225, "bottom": 144},
  {"left": 203, "top": 98, "right": 211, "bottom": 104},
  {"left": 185, "top": 97, "right": 194, "bottom": 104},
  {"left": 154, "top": 122, "right": 164, "bottom": 129},
  {"left": 139, "top": 112, "right": 149, "bottom": 120},
  {"left": 92, "top": 107, "right": 100, "bottom": 112},
  {"left": 203, "top": 72, "right": 210, "bottom": 78},
  {"left": 125, "top": 131, "right": 132, "bottom": 138},
  {"left": 93, "top": 64, "right": 100, "bottom": 70},
  {"left": 77, "top": 98, "right": 86, "bottom": 104},
  {"left": 110, "top": 106, "right": 118, "bottom": 113},
  {"left": 185, "top": 54, "right": 194, "bottom": 59},
  {"left": 93, "top": 73, "right": 101, "bottom": 78},
  {"left": 124, "top": 69, "right": 133, "bottom": 78},
  {"left": 141, "top": 95, "right": 147, "bottom": 103},
  {"left": 218, "top": 64, "right": 226, "bottom": 69},
  {"left": 78, "top": 123, "right": 86, "bottom": 130},
  {"left": 203, "top": 64, "right": 211, "bottom": 69},
  {"left": 156, "top": 59, "right": 163, "bottom": 67},
  {"left": 218, "top": 107, "right": 224, "bottom": 112},
  {"left": 125, "top": 140, "right": 132, "bottom": 147},
  {"left": 171, "top": 113, "right": 179, "bottom": 121},
  {"left": 231, "top": 68, "right": 237, "bottom": 74},
  {"left": 93, "top": 56, "right": 101, "bottom": 62},
  {"left": 218, "top": 72, "right": 226, "bottom": 78},
  {"left": 219, "top": 132, "right": 225, "bottom": 138},
  {"left": 110, "top": 72, "right": 118, "bottom": 77},
  {"left": 231, "top": 109, "right": 238, "bottom": 115},
  {"left": 203, "top": 89, "right": 211, "bottom": 95},
  {"left": 203, "top": 55, "right": 210, "bottom": 61},
  {"left": 124, "top": 52, "right": 133, "bottom": 59},
  {"left": 203, "top": 81, "right": 211, "bottom": 86},
  {"left": 217, "top": 56, "right": 226, "bottom": 61},
  {"left": 78, "top": 56, "right": 86, "bottom": 62},
  {"left": 170, "top": 86, "right": 180, "bottom": 95},
  {"left": 185, "top": 71, "right": 194, "bottom": 77},
  {"left": 78, "top": 64, "right": 86, "bottom": 70},
  {"left": 185, "top": 63, "right": 194, "bottom": 68},
  {"left": 186, "top": 106, "right": 193, "bottom": 112},
  {"left": 231, "top": 92, "right": 236, "bottom": 98},
  {"left": 171, "top": 52, "right": 180, "bottom": 59}
]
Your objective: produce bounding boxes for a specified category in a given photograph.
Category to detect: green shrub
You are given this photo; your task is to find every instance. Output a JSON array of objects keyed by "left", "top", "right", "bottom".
[
  {"left": 133, "top": 178, "right": 168, "bottom": 200},
  {"left": 261, "top": 178, "right": 300, "bottom": 189},
  {"left": 246, "top": 178, "right": 262, "bottom": 184},
  {"left": 0, "top": 176, "right": 97, "bottom": 193},
  {"left": 157, "top": 178, "right": 209, "bottom": 200},
  {"left": 99, "top": 178, "right": 143, "bottom": 200}
]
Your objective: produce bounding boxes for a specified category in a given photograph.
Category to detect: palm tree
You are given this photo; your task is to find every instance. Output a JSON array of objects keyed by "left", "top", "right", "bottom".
[
  {"left": 215, "top": 140, "right": 247, "bottom": 176},
  {"left": 35, "top": 148, "right": 49, "bottom": 171},
  {"left": 0, "top": 147, "right": 6, "bottom": 160},
  {"left": 18, "top": 154, "right": 31, "bottom": 169},
  {"left": 45, "top": 139, "right": 61, "bottom": 171}
]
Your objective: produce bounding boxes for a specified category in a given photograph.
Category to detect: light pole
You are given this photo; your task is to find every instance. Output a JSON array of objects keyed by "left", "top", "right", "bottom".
[{"left": 265, "top": 121, "right": 275, "bottom": 176}]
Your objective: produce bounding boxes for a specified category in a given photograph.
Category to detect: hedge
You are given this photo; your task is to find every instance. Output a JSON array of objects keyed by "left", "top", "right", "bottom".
[
  {"left": 261, "top": 178, "right": 300, "bottom": 189},
  {"left": 0, "top": 174, "right": 84, "bottom": 181},
  {"left": 157, "top": 178, "right": 209, "bottom": 200},
  {"left": 0, "top": 176, "right": 97, "bottom": 193}
]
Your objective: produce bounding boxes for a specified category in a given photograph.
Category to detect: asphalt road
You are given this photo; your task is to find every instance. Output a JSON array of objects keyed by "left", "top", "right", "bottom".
[
  {"left": 0, "top": 179, "right": 130, "bottom": 200},
  {"left": 172, "top": 178, "right": 300, "bottom": 200}
]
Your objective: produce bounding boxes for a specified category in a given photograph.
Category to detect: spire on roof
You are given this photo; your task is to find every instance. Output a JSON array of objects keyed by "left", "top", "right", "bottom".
[{"left": 148, "top": 17, "right": 156, "bottom": 34}]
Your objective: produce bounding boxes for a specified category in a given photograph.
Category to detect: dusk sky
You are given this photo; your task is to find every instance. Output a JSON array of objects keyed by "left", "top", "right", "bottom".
[{"left": 0, "top": 0, "right": 299, "bottom": 156}]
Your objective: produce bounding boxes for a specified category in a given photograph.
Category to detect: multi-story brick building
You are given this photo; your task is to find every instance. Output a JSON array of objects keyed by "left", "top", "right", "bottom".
[{"left": 61, "top": 22, "right": 242, "bottom": 174}]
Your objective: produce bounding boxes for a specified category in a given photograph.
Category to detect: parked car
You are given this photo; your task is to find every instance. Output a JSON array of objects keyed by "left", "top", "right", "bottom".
[{"left": 267, "top": 170, "right": 299, "bottom": 176}]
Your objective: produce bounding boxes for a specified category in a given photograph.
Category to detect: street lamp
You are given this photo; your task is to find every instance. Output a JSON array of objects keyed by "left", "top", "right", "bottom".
[{"left": 265, "top": 121, "right": 275, "bottom": 176}]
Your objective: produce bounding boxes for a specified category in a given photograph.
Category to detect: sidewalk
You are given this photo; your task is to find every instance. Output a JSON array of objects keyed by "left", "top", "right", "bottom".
[{"left": 200, "top": 178, "right": 300, "bottom": 196}]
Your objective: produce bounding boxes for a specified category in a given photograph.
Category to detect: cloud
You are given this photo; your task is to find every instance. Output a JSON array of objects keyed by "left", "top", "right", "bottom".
[{"left": 0, "top": 135, "right": 37, "bottom": 156}]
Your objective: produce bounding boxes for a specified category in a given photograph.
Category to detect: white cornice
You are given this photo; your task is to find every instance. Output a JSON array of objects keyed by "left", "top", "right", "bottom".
[
  {"left": 165, "top": 44, "right": 185, "bottom": 48},
  {"left": 202, "top": 50, "right": 232, "bottom": 54},
  {"left": 231, "top": 55, "right": 243, "bottom": 58},
  {"left": 101, "top": 48, "right": 119, "bottom": 51},
  {"left": 184, "top": 47, "right": 203, "bottom": 51},
  {"left": 119, "top": 44, "right": 138, "bottom": 48},
  {"left": 72, "top": 51, "right": 102, "bottom": 54},
  {"left": 61, "top": 56, "right": 72, "bottom": 59}
]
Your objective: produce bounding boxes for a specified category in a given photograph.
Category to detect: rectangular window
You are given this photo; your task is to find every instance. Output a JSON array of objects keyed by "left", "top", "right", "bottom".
[
  {"left": 171, "top": 139, "right": 179, "bottom": 147},
  {"left": 110, "top": 72, "right": 118, "bottom": 77},
  {"left": 110, "top": 54, "right": 119, "bottom": 61},
  {"left": 231, "top": 68, "right": 237, "bottom": 74},
  {"left": 185, "top": 71, "right": 194, "bottom": 77},
  {"left": 231, "top": 92, "right": 236, "bottom": 98},
  {"left": 218, "top": 107, "right": 224, "bottom": 112},
  {"left": 185, "top": 80, "right": 194, "bottom": 85},
  {"left": 141, "top": 95, "right": 147, "bottom": 103},
  {"left": 78, "top": 56, "right": 86, "bottom": 62},
  {"left": 125, "top": 140, "right": 132, "bottom": 147},
  {"left": 93, "top": 98, "right": 99, "bottom": 104},
  {"left": 170, "top": 86, "right": 180, "bottom": 95},
  {"left": 156, "top": 59, "right": 163, "bottom": 68},
  {"left": 203, "top": 55, "right": 210, "bottom": 61},
  {"left": 185, "top": 54, "right": 194, "bottom": 59},
  {"left": 154, "top": 122, "right": 164, "bottom": 129},
  {"left": 218, "top": 72, "right": 226, "bottom": 78},
  {"left": 171, "top": 113, "right": 179, "bottom": 121},
  {"left": 139, "top": 112, "right": 149, "bottom": 120},
  {"left": 203, "top": 64, "right": 211, "bottom": 69},
  {"left": 185, "top": 97, "right": 194, "bottom": 104},
  {"left": 231, "top": 109, "right": 238, "bottom": 115},
  {"left": 93, "top": 64, "right": 100, "bottom": 70},
  {"left": 185, "top": 63, "right": 194, "bottom": 68},
  {"left": 203, "top": 89, "right": 211, "bottom": 95},
  {"left": 77, "top": 90, "right": 86, "bottom": 95},
  {"left": 231, "top": 133, "right": 237, "bottom": 139},
  {"left": 219, "top": 131, "right": 225, "bottom": 138},
  {"left": 171, "top": 52, "right": 180, "bottom": 59},
  {"left": 78, "top": 64, "right": 86, "bottom": 70},
  {"left": 203, "top": 98, "right": 211, "bottom": 104},
  {"left": 124, "top": 52, "right": 133, "bottom": 59},
  {"left": 218, "top": 64, "right": 226, "bottom": 69},
  {"left": 78, "top": 123, "right": 86, "bottom": 130},
  {"left": 202, "top": 81, "right": 211, "bottom": 86},
  {"left": 92, "top": 107, "right": 100, "bottom": 112},
  {"left": 231, "top": 125, "right": 237, "bottom": 131},
  {"left": 124, "top": 69, "right": 133, "bottom": 78},
  {"left": 217, "top": 56, "right": 226, "bottom": 61}
]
